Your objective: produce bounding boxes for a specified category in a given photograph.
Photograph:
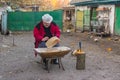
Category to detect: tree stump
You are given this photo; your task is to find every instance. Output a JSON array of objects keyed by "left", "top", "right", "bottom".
[{"left": 76, "top": 51, "right": 85, "bottom": 70}]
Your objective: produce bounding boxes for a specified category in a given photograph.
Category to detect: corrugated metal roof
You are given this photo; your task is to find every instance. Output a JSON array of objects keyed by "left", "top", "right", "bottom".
[
  {"left": 71, "top": 0, "right": 120, "bottom": 6},
  {"left": 70, "top": 0, "right": 92, "bottom": 4}
]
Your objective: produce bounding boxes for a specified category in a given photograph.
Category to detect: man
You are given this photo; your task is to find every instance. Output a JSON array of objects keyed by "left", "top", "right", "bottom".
[{"left": 33, "top": 14, "right": 61, "bottom": 64}]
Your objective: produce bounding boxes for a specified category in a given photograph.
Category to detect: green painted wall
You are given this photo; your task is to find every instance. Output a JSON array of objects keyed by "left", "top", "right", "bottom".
[
  {"left": 83, "top": 10, "right": 90, "bottom": 30},
  {"left": 7, "top": 10, "right": 63, "bottom": 31},
  {"left": 91, "top": 8, "right": 97, "bottom": 21},
  {"left": 115, "top": 7, "right": 120, "bottom": 35}
]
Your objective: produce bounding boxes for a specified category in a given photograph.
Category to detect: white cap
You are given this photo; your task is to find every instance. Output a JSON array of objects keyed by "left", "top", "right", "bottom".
[{"left": 42, "top": 14, "right": 53, "bottom": 23}]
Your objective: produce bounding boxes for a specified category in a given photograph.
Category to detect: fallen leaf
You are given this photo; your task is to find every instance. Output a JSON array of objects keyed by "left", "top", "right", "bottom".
[
  {"left": 107, "top": 38, "right": 111, "bottom": 40},
  {"left": 71, "top": 42, "right": 75, "bottom": 46},
  {"left": 107, "top": 48, "right": 112, "bottom": 51}
]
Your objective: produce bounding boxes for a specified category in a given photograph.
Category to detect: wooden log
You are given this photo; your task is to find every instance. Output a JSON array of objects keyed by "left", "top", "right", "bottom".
[{"left": 76, "top": 51, "right": 85, "bottom": 70}]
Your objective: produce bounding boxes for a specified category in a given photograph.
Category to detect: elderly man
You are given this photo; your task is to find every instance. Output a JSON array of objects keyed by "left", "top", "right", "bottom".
[{"left": 33, "top": 14, "right": 61, "bottom": 65}]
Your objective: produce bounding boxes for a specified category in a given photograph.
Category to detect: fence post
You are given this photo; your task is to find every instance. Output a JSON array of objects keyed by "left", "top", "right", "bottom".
[{"left": 1, "top": 11, "right": 7, "bottom": 35}]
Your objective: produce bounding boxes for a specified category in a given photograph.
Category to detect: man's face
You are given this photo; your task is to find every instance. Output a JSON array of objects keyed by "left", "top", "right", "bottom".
[{"left": 43, "top": 21, "right": 50, "bottom": 28}]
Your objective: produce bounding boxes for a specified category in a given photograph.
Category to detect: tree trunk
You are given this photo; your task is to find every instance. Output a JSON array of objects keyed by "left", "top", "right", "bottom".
[{"left": 76, "top": 53, "right": 85, "bottom": 70}]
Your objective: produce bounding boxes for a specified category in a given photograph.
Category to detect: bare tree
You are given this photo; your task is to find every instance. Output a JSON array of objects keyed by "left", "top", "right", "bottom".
[{"left": 0, "top": 0, "right": 70, "bottom": 11}]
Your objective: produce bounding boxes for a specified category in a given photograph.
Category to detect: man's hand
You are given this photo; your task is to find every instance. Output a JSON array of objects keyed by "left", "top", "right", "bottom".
[{"left": 42, "top": 36, "right": 49, "bottom": 41}]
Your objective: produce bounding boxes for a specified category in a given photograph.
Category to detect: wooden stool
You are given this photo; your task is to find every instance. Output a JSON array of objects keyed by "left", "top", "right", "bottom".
[{"left": 42, "top": 57, "right": 65, "bottom": 73}]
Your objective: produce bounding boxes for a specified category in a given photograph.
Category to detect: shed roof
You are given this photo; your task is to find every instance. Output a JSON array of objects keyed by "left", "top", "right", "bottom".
[
  {"left": 70, "top": 0, "right": 92, "bottom": 4},
  {"left": 71, "top": 0, "right": 120, "bottom": 6}
]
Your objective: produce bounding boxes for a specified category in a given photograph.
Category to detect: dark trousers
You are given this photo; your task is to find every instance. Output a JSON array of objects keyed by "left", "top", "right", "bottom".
[
  {"left": 38, "top": 41, "right": 59, "bottom": 48},
  {"left": 38, "top": 41, "right": 59, "bottom": 64}
]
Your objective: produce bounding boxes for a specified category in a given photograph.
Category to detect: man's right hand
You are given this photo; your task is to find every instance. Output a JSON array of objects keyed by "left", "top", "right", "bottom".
[{"left": 42, "top": 37, "right": 49, "bottom": 41}]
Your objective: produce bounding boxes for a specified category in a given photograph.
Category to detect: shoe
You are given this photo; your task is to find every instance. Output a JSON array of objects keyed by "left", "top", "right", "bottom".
[{"left": 53, "top": 59, "right": 59, "bottom": 64}]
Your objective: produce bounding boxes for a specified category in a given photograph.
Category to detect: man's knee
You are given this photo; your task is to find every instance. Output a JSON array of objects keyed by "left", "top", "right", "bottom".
[
  {"left": 54, "top": 43, "right": 60, "bottom": 47},
  {"left": 38, "top": 41, "right": 47, "bottom": 48}
]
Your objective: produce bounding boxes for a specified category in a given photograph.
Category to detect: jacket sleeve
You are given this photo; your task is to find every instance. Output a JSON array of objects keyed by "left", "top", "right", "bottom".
[
  {"left": 54, "top": 25, "right": 61, "bottom": 38},
  {"left": 33, "top": 27, "right": 43, "bottom": 42}
]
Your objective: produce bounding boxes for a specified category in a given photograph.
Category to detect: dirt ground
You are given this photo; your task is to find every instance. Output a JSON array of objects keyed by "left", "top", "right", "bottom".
[{"left": 0, "top": 31, "right": 120, "bottom": 80}]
